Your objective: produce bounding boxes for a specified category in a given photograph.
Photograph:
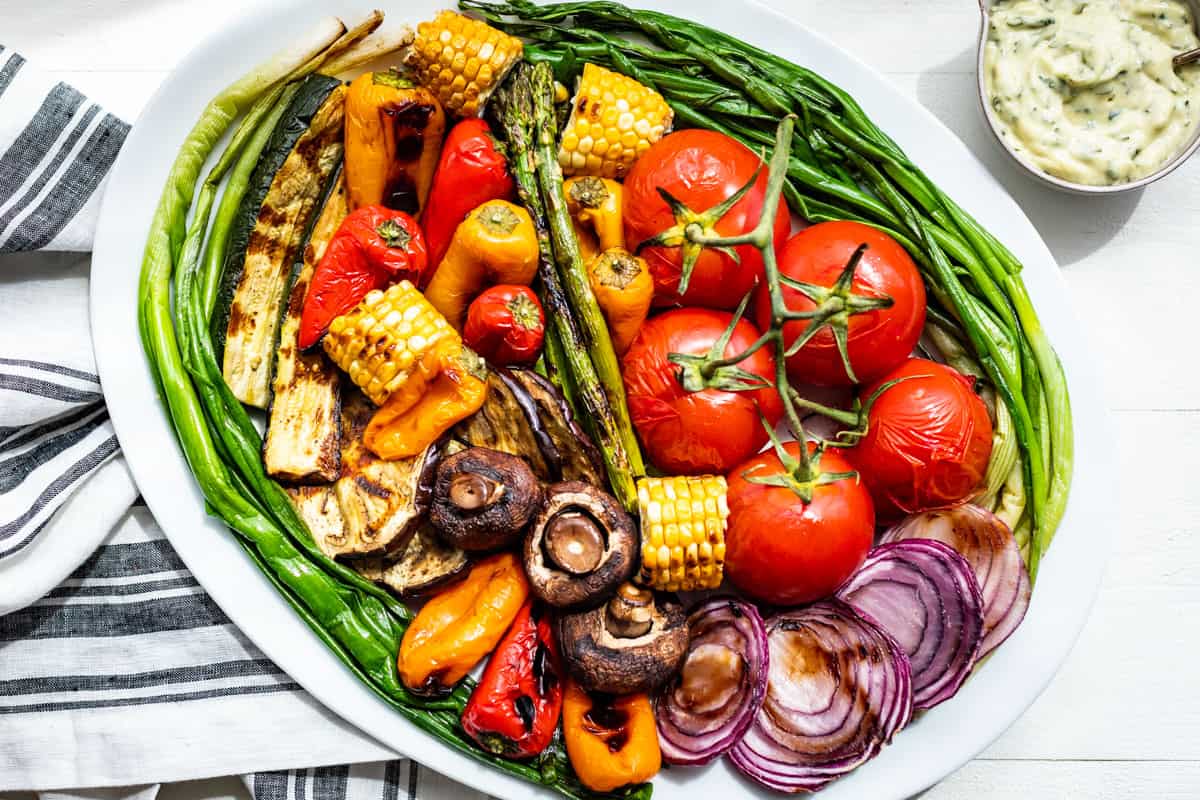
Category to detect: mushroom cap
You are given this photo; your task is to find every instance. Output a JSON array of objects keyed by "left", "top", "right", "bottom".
[
  {"left": 430, "top": 447, "right": 543, "bottom": 552},
  {"left": 558, "top": 590, "right": 689, "bottom": 694},
  {"left": 523, "top": 482, "right": 637, "bottom": 610}
]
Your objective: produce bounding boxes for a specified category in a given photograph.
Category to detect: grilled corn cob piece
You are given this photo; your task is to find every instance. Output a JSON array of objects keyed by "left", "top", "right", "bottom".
[
  {"left": 406, "top": 11, "right": 523, "bottom": 118},
  {"left": 558, "top": 63, "right": 673, "bottom": 179},
  {"left": 322, "top": 280, "right": 458, "bottom": 406},
  {"left": 635, "top": 475, "right": 728, "bottom": 592}
]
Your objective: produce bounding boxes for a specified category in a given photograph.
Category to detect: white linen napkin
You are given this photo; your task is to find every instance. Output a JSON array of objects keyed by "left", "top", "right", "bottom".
[
  {"left": 0, "top": 39, "right": 136, "bottom": 611},
  {"left": 0, "top": 44, "right": 484, "bottom": 800}
]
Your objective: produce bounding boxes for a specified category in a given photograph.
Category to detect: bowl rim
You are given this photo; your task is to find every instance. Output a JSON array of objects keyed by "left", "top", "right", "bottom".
[{"left": 975, "top": 0, "right": 1200, "bottom": 195}]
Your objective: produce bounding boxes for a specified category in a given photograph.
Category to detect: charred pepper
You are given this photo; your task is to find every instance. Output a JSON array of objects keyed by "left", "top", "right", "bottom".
[
  {"left": 423, "top": 199, "right": 540, "bottom": 330},
  {"left": 561, "top": 679, "right": 661, "bottom": 792},
  {"left": 297, "top": 206, "right": 426, "bottom": 350},
  {"left": 364, "top": 343, "right": 490, "bottom": 460},
  {"left": 344, "top": 70, "right": 445, "bottom": 214},
  {"left": 398, "top": 552, "right": 529, "bottom": 695},
  {"left": 565, "top": 176, "right": 625, "bottom": 264},
  {"left": 461, "top": 600, "right": 564, "bottom": 758},
  {"left": 586, "top": 249, "right": 653, "bottom": 356},
  {"left": 420, "top": 118, "right": 515, "bottom": 279},
  {"left": 463, "top": 285, "right": 545, "bottom": 367}
]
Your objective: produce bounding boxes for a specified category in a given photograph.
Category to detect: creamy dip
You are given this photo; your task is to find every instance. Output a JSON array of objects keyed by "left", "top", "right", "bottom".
[{"left": 984, "top": 0, "right": 1200, "bottom": 185}]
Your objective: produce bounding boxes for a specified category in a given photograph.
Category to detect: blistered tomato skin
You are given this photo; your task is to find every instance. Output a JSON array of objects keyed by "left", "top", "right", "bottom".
[
  {"left": 762, "top": 221, "right": 926, "bottom": 386},
  {"left": 725, "top": 442, "right": 875, "bottom": 606},
  {"left": 622, "top": 308, "right": 783, "bottom": 475},
  {"left": 847, "top": 358, "right": 994, "bottom": 521},
  {"left": 623, "top": 130, "right": 790, "bottom": 310}
]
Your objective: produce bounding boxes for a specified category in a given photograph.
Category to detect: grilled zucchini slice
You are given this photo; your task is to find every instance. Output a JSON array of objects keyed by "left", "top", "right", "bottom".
[
  {"left": 286, "top": 485, "right": 348, "bottom": 561},
  {"left": 263, "top": 174, "right": 347, "bottom": 482},
  {"left": 354, "top": 523, "right": 470, "bottom": 598},
  {"left": 216, "top": 74, "right": 345, "bottom": 408}
]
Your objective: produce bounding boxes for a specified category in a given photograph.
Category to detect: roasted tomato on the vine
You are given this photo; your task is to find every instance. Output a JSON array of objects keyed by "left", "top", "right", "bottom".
[
  {"left": 725, "top": 440, "right": 874, "bottom": 606},
  {"left": 463, "top": 284, "right": 545, "bottom": 367},
  {"left": 622, "top": 307, "right": 783, "bottom": 475},
  {"left": 846, "top": 357, "right": 993, "bottom": 521},
  {"left": 623, "top": 129, "right": 790, "bottom": 310},
  {"left": 761, "top": 220, "right": 925, "bottom": 386}
]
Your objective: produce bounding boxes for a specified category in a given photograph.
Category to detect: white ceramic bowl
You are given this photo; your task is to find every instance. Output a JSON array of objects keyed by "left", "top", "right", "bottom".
[{"left": 975, "top": 0, "right": 1200, "bottom": 195}]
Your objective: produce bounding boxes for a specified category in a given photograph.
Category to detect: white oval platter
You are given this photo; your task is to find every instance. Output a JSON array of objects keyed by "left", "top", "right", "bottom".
[{"left": 90, "top": 1, "right": 1116, "bottom": 797}]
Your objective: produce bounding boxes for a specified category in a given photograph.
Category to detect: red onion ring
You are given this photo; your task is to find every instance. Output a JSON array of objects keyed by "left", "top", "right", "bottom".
[
  {"left": 882, "top": 503, "right": 1031, "bottom": 657},
  {"left": 654, "top": 597, "right": 768, "bottom": 765},
  {"left": 727, "top": 600, "right": 913, "bottom": 793},
  {"left": 837, "top": 539, "right": 984, "bottom": 709}
]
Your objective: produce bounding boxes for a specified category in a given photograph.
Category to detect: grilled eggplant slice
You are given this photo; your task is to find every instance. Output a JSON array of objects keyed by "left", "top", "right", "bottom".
[
  {"left": 454, "top": 366, "right": 604, "bottom": 484},
  {"left": 263, "top": 174, "right": 347, "bottom": 483},
  {"left": 507, "top": 368, "right": 604, "bottom": 485},
  {"left": 354, "top": 523, "right": 470, "bottom": 598},
  {"left": 286, "top": 485, "right": 348, "bottom": 560},
  {"left": 218, "top": 75, "right": 346, "bottom": 408},
  {"left": 331, "top": 389, "right": 443, "bottom": 558},
  {"left": 453, "top": 370, "right": 551, "bottom": 478}
]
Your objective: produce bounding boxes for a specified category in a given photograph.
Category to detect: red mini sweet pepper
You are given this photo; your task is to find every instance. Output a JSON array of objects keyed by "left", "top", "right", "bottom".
[
  {"left": 463, "top": 285, "right": 545, "bottom": 367},
  {"left": 419, "top": 118, "right": 514, "bottom": 283},
  {"left": 460, "top": 600, "right": 564, "bottom": 758},
  {"left": 298, "top": 206, "right": 427, "bottom": 350}
]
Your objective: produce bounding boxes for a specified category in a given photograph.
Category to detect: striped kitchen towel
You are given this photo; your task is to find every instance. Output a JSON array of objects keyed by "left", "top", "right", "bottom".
[
  {"left": 0, "top": 44, "right": 489, "bottom": 800},
  {"left": 0, "top": 506, "right": 487, "bottom": 800},
  {"left": 0, "top": 44, "right": 128, "bottom": 253},
  {"left": 0, "top": 42, "right": 137, "bottom": 613}
]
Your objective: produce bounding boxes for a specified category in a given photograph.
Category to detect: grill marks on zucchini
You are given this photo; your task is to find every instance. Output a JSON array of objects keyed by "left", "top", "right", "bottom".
[
  {"left": 354, "top": 523, "right": 471, "bottom": 598},
  {"left": 217, "top": 74, "right": 346, "bottom": 408},
  {"left": 264, "top": 174, "right": 347, "bottom": 483}
]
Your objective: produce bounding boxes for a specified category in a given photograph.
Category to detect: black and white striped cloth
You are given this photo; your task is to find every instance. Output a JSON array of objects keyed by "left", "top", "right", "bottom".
[{"left": 0, "top": 44, "right": 486, "bottom": 800}]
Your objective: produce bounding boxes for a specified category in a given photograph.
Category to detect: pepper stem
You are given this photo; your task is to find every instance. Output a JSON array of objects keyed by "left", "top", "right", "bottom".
[{"left": 376, "top": 219, "right": 412, "bottom": 250}]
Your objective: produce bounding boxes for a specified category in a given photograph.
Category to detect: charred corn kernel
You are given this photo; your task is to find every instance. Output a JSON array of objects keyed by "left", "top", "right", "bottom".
[
  {"left": 635, "top": 475, "right": 728, "bottom": 592},
  {"left": 558, "top": 63, "right": 673, "bottom": 179},
  {"left": 323, "top": 281, "right": 458, "bottom": 406},
  {"left": 406, "top": 11, "right": 523, "bottom": 118}
]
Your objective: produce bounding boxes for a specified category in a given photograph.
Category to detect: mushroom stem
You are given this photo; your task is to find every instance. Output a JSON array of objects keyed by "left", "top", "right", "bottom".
[
  {"left": 606, "top": 583, "right": 655, "bottom": 639},
  {"left": 544, "top": 510, "right": 606, "bottom": 575},
  {"left": 449, "top": 472, "right": 505, "bottom": 510}
]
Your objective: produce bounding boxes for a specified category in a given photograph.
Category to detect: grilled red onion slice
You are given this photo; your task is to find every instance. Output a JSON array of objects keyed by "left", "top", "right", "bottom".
[
  {"left": 882, "top": 504, "right": 1031, "bottom": 657},
  {"left": 654, "top": 597, "right": 767, "bottom": 765},
  {"left": 728, "top": 600, "right": 912, "bottom": 793},
  {"left": 837, "top": 539, "right": 984, "bottom": 709}
]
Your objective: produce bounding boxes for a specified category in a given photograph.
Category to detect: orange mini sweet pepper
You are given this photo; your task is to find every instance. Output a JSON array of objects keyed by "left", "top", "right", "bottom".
[
  {"left": 561, "top": 679, "right": 661, "bottom": 792},
  {"left": 398, "top": 553, "right": 529, "bottom": 695}
]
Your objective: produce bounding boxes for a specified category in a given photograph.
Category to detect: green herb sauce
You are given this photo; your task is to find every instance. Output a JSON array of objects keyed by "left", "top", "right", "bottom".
[{"left": 984, "top": 0, "right": 1200, "bottom": 184}]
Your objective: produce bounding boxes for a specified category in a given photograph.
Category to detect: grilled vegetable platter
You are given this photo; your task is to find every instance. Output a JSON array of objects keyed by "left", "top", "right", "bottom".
[{"left": 135, "top": 1, "right": 1074, "bottom": 797}]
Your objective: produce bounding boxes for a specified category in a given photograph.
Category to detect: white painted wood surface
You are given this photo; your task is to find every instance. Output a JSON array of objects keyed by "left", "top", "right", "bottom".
[{"left": 3, "top": 0, "right": 1197, "bottom": 796}]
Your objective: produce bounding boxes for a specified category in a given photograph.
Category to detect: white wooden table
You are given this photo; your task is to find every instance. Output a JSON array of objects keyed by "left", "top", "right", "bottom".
[{"left": 6, "top": 0, "right": 1198, "bottom": 797}]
